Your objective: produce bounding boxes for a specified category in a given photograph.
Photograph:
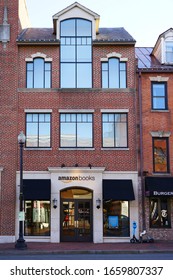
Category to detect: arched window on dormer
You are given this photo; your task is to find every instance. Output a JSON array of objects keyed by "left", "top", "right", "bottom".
[
  {"left": 101, "top": 54, "right": 127, "bottom": 89},
  {"left": 26, "top": 57, "right": 52, "bottom": 88},
  {"left": 60, "top": 18, "right": 92, "bottom": 88}
]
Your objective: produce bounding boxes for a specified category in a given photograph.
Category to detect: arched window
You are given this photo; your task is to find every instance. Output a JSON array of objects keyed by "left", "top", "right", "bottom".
[
  {"left": 60, "top": 18, "right": 92, "bottom": 88},
  {"left": 102, "top": 57, "right": 127, "bottom": 88},
  {"left": 26, "top": 57, "right": 51, "bottom": 88}
]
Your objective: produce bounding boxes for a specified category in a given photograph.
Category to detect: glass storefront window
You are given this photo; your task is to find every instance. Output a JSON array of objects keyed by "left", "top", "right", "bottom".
[
  {"left": 150, "top": 198, "right": 171, "bottom": 228},
  {"left": 25, "top": 200, "right": 50, "bottom": 236},
  {"left": 103, "top": 200, "right": 129, "bottom": 237}
]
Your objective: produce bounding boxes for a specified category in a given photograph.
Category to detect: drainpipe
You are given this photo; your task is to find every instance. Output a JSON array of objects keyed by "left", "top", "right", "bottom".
[{"left": 138, "top": 70, "right": 146, "bottom": 232}]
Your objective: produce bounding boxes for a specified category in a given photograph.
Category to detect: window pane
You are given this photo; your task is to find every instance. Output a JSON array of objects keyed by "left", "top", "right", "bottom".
[
  {"left": 153, "top": 138, "right": 168, "bottom": 172},
  {"left": 61, "top": 64, "right": 75, "bottom": 88},
  {"left": 153, "top": 84, "right": 165, "bottom": 96},
  {"left": 120, "top": 70, "right": 126, "bottom": 88},
  {"left": 77, "top": 63, "right": 92, "bottom": 88},
  {"left": 109, "top": 58, "right": 119, "bottom": 88},
  {"left": 77, "top": 123, "right": 92, "bottom": 147},
  {"left": 77, "top": 45, "right": 92, "bottom": 62},
  {"left": 115, "top": 123, "right": 127, "bottom": 147},
  {"left": 39, "top": 123, "right": 50, "bottom": 147},
  {"left": 61, "top": 45, "right": 75, "bottom": 62},
  {"left": 25, "top": 201, "right": 50, "bottom": 236},
  {"left": 61, "top": 19, "right": 75, "bottom": 36},
  {"left": 166, "top": 42, "right": 173, "bottom": 63},
  {"left": 61, "top": 123, "right": 76, "bottom": 147},
  {"left": 34, "top": 58, "right": 44, "bottom": 88},
  {"left": 77, "top": 19, "right": 91, "bottom": 36},
  {"left": 150, "top": 198, "right": 170, "bottom": 228},
  {"left": 153, "top": 97, "right": 165, "bottom": 109},
  {"left": 27, "top": 63, "right": 33, "bottom": 71},
  {"left": 26, "top": 122, "right": 38, "bottom": 147},
  {"left": 103, "top": 200, "right": 129, "bottom": 237},
  {"left": 27, "top": 71, "right": 33, "bottom": 88},
  {"left": 103, "top": 123, "right": 114, "bottom": 147},
  {"left": 45, "top": 71, "right": 51, "bottom": 88},
  {"left": 150, "top": 199, "right": 159, "bottom": 227}
]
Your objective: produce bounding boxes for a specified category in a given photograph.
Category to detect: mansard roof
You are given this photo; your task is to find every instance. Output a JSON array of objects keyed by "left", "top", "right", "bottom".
[
  {"left": 135, "top": 47, "right": 173, "bottom": 71},
  {"left": 17, "top": 27, "right": 135, "bottom": 44}
]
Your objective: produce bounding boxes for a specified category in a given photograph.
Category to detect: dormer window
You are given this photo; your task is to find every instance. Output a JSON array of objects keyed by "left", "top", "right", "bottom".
[
  {"left": 60, "top": 18, "right": 92, "bottom": 88},
  {"left": 165, "top": 41, "right": 173, "bottom": 63}
]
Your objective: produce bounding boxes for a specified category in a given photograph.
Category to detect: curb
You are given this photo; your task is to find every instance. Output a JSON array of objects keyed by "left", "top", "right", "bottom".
[{"left": 0, "top": 249, "right": 173, "bottom": 255}]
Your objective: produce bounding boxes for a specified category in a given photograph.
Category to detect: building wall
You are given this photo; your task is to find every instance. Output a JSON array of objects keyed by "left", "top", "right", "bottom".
[
  {"left": 0, "top": 0, "right": 19, "bottom": 242},
  {"left": 17, "top": 44, "right": 137, "bottom": 173},
  {"left": 138, "top": 72, "right": 173, "bottom": 240},
  {"left": 1, "top": 1, "right": 138, "bottom": 243}
]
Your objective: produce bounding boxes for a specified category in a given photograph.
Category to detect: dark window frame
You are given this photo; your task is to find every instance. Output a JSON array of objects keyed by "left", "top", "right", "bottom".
[
  {"left": 152, "top": 137, "right": 169, "bottom": 173},
  {"left": 101, "top": 58, "right": 127, "bottom": 88},
  {"left": 151, "top": 82, "right": 168, "bottom": 110},
  {"left": 25, "top": 113, "right": 52, "bottom": 148},
  {"left": 149, "top": 197, "right": 171, "bottom": 228},
  {"left": 26, "top": 57, "right": 52, "bottom": 88},
  {"left": 102, "top": 113, "right": 128, "bottom": 148},
  {"left": 60, "top": 18, "right": 92, "bottom": 88},
  {"left": 60, "top": 113, "right": 93, "bottom": 148}
]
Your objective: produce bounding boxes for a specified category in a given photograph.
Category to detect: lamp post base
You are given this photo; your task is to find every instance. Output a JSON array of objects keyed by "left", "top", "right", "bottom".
[{"left": 15, "top": 238, "right": 27, "bottom": 250}]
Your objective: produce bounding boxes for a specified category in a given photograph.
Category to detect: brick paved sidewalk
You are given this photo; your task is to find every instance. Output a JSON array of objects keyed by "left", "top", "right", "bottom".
[{"left": 0, "top": 241, "right": 173, "bottom": 255}]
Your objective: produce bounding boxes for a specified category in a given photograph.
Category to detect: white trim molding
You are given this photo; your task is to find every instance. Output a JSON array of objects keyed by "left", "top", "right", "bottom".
[
  {"left": 150, "top": 131, "right": 171, "bottom": 137},
  {"left": 25, "top": 52, "right": 52, "bottom": 62},
  {"left": 149, "top": 76, "right": 169, "bottom": 82}
]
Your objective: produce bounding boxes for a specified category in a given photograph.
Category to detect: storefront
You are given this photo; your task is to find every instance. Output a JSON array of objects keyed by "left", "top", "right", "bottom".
[
  {"left": 15, "top": 168, "right": 138, "bottom": 243},
  {"left": 145, "top": 177, "right": 173, "bottom": 239}
]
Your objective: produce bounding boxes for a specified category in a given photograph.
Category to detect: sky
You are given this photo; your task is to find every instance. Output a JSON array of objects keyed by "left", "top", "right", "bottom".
[{"left": 25, "top": 0, "right": 173, "bottom": 47}]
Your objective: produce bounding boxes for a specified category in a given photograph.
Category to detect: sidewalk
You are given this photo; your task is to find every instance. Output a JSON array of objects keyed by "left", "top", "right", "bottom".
[{"left": 0, "top": 241, "right": 173, "bottom": 255}]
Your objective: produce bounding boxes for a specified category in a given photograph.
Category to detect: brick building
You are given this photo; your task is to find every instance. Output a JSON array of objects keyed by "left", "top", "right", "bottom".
[
  {"left": 0, "top": 1, "right": 138, "bottom": 243},
  {"left": 136, "top": 29, "right": 173, "bottom": 240}
]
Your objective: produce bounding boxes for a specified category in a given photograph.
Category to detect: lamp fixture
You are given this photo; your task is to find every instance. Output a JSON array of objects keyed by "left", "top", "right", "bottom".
[
  {"left": 53, "top": 198, "right": 57, "bottom": 209},
  {"left": 96, "top": 198, "right": 101, "bottom": 209}
]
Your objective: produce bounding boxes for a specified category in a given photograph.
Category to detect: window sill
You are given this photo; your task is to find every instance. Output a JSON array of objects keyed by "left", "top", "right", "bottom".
[
  {"left": 101, "top": 148, "right": 129, "bottom": 151},
  {"left": 151, "top": 173, "right": 171, "bottom": 176},
  {"left": 151, "top": 109, "right": 169, "bottom": 113},
  {"left": 59, "top": 148, "right": 95, "bottom": 151},
  {"left": 24, "top": 148, "right": 52, "bottom": 151}
]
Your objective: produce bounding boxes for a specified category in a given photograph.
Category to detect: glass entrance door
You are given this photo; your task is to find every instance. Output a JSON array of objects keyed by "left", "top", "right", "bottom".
[{"left": 60, "top": 188, "right": 93, "bottom": 242}]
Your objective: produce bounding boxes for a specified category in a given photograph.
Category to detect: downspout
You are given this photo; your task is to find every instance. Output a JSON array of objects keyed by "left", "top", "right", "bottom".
[{"left": 138, "top": 70, "right": 146, "bottom": 232}]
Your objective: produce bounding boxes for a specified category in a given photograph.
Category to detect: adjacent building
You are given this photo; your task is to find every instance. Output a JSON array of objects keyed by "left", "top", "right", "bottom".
[{"left": 136, "top": 28, "right": 173, "bottom": 240}]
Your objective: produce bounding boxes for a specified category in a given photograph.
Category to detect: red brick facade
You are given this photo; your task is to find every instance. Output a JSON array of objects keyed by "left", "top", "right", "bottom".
[{"left": 3, "top": 1, "right": 173, "bottom": 243}]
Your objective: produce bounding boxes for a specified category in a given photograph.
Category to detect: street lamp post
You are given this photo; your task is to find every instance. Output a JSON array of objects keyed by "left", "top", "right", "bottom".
[{"left": 15, "top": 131, "right": 27, "bottom": 249}]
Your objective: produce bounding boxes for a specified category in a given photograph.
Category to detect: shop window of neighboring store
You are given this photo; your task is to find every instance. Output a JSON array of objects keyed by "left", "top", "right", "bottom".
[
  {"left": 24, "top": 201, "right": 50, "bottom": 236},
  {"left": 26, "top": 58, "right": 51, "bottom": 88},
  {"left": 151, "top": 82, "right": 167, "bottom": 110},
  {"left": 103, "top": 200, "right": 130, "bottom": 237},
  {"left": 60, "top": 113, "right": 93, "bottom": 148},
  {"left": 60, "top": 18, "right": 92, "bottom": 88},
  {"left": 102, "top": 113, "right": 128, "bottom": 148},
  {"left": 26, "top": 113, "right": 51, "bottom": 148},
  {"left": 150, "top": 198, "right": 171, "bottom": 228},
  {"left": 102, "top": 58, "right": 127, "bottom": 88},
  {"left": 153, "top": 138, "right": 169, "bottom": 173}
]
